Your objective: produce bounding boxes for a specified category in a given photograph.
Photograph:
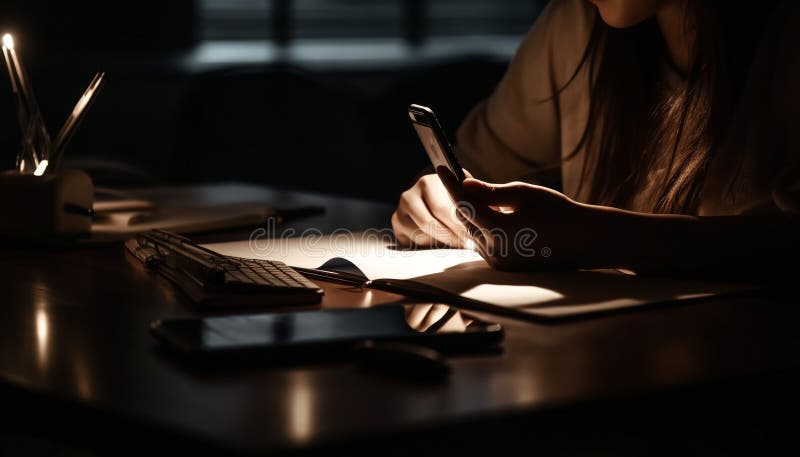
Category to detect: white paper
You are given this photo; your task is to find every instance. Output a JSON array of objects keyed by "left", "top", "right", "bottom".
[
  {"left": 206, "top": 233, "right": 752, "bottom": 319},
  {"left": 210, "top": 232, "right": 484, "bottom": 280}
]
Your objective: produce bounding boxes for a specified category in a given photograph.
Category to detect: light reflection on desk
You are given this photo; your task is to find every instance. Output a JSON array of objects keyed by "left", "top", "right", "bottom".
[
  {"left": 35, "top": 307, "right": 49, "bottom": 370},
  {"left": 73, "top": 352, "right": 93, "bottom": 400},
  {"left": 286, "top": 371, "right": 315, "bottom": 445},
  {"left": 404, "top": 303, "right": 469, "bottom": 333},
  {"left": 353, "top": 289, "right": 373, "bottom": 308},
  {"left": 30, "top": 278, "right": 94, "bottom": 400},
  {"left": 33, "top": 287, "right": 51, "bottom": 373}
]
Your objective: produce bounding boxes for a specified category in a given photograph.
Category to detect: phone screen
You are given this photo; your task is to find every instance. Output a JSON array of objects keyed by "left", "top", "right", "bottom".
[{"left": 152, "top": 304, "right": 501, "bottom": 353}]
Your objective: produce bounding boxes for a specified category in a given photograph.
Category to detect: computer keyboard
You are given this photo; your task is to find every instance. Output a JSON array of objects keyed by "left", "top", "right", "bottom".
[
  {"left": 223, "top": 257, "right": 323, "bottom": 293},
  {"left": 127, "top": 230, "right": 325, "bottom": 307}
]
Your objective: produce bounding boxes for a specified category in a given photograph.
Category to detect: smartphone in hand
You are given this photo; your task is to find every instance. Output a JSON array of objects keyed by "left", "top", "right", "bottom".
[
  {"left": 408, "top": 104, "right": 480, "bottom": 238},
  {"left": 408, "top": 104, "right": 466, "bottom": 195}
]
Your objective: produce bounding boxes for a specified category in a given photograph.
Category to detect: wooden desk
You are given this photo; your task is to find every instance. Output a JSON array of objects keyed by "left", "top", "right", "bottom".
[{"left": 1, "top": 185, "right": 799, "bottom": 455}]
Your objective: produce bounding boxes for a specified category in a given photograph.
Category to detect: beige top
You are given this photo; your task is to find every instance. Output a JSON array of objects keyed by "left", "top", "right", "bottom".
[{"left": 455, "top": 0, "right": 800, "bottom": 216}]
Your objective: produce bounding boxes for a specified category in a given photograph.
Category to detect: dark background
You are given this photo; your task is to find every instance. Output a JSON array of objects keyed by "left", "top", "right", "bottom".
[{"left": 0, "top": 0, "right": 544, "bottom": 201}]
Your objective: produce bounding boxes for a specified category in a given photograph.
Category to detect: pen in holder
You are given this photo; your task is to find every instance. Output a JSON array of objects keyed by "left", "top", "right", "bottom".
[{"left": 1, "top": 33, "right": 104, "bottom": 238}]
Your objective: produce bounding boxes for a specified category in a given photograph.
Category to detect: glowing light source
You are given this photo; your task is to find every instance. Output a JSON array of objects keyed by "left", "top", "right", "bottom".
[
  {"left": 33, "top": 159, "right": 48, "bottom": 176},
  {"left": 2, "top": 33, "right": 14, "bottom": 50}
]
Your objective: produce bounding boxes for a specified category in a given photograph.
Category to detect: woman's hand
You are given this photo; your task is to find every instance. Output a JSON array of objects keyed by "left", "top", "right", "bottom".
[
  {"left": 455, "top": 178, "right": 611, "bottom": 270},
  {"left": 392, "top": 173, "right": 472, "bottom": 248}
]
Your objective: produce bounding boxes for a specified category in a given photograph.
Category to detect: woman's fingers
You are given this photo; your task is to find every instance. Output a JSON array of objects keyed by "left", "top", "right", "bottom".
[
  {"left": 461, "top": 178, "right": 530, "bottom": 207},
  {"left": 402, "top": 190, "right": 463, "bottom": 247},
  {"left": 391, "top": 211, "right": 413, "bottom": 246},
  {"left": 393, "top": 172, "right": 513, "bottom": 250},
  {"left": 392, "top": 210, "right": 442, "bottom": 247},
  {"left": 456, "top": 178, "right": 541, "bottom": 228},
  {"left": 456, "top": 197, "right": 503, "bottom": 230},
  {"left": 392, "top": 175, "right": 470, "bottom": 248},
  {"left": 419, "top": 180, "right": 470, "bottom": 248},
  {"left": 470, "top": 227, "right": 495, "bottom": 264}
]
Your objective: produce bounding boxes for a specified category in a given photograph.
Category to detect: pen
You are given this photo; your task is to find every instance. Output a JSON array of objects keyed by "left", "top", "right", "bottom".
[
  {"left": 1, "top": 35, "right": 26, "bottom": 134},
  {"left": 365, "top": 279, "right": 445, "bottom": 302},
  {"left": 292, "top": 266, "right": 368, "bottom": 287},
  {"left": 49, "top": 72, "right": 105, "bottom": 170},
  {"left": 2, "top": 33, "right": 50, "bottom": 168},
  {"left": 1, "top": 36, "right": 18, "bottom": 94}
]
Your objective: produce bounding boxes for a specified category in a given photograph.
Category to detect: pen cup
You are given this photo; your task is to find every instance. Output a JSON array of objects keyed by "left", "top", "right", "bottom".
[{"left": 0, "top": 169, "right": 94, "bottom": 239}]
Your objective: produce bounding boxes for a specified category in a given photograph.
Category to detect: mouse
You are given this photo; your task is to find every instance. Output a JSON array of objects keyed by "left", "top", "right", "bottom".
[{"left": 354, "top": 340, "right": 451, "bottom": 383}]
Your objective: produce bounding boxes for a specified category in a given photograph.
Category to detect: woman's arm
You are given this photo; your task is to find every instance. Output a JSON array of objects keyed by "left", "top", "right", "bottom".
[
  {"left": 456, "top": 178, "right": 799, "bottom": 281},
  {"left": 605, "top": 208, "right": 799, "bottom": 281}
]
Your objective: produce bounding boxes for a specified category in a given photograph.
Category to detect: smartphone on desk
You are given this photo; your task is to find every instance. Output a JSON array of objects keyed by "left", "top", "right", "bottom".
[{"left": 151, "top": 304, "right": 503, "bottom": 361}]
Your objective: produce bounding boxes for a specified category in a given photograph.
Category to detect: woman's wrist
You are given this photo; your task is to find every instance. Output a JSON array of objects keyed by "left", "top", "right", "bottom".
[
  {"left": 593, "top": 206, "right": 702, "bottom": 272},
  {"left": 581, "top": 204, "right": 667, "bottom": 270}
]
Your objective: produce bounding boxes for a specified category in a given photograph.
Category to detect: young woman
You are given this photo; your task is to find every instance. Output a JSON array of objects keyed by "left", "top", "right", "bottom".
[{"left": 391, "top": 0, "right": 800, "bottom": 279}]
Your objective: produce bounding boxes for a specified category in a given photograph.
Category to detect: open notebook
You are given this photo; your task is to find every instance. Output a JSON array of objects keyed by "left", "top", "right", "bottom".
[{"left": 206, "top": 233, "right": 753, "bottom": 320}]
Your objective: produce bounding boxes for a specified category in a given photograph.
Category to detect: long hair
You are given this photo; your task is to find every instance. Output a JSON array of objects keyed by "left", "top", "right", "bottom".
[{"left": 568, "top": 1, "right": 781, "bottom": 214}]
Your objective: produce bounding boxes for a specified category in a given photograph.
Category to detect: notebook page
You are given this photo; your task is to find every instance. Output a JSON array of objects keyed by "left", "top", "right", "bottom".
[
  {"left": 206, "top": 233, "right": 753, "bottom": 319},
  {"left": 207, "top": 232, "right": 483, "bottom": 280}
]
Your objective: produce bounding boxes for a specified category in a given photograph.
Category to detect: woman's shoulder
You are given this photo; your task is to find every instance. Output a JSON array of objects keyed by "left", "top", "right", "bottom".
[
  {"left": 525, "top": 0, "right": 595, "bottom": 48},
  {"left": 512, "top": 0, "right": 595, "bottom": 89}
]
